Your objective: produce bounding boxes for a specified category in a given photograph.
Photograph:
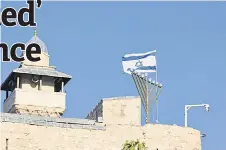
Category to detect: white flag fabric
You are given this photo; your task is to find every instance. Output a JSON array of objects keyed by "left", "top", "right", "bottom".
[{"left": 122, "top": 50, "right": 156, "bottom": 74}]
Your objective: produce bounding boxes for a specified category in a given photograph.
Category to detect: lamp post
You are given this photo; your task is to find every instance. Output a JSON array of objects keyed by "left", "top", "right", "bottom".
[{"left": 184, "top": 104, "right": 210, "bottom": 127}]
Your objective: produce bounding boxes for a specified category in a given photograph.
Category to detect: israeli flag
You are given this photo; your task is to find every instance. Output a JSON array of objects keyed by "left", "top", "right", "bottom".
[{"left": 122, "top": 50, "right": 156, "bottom": 74}]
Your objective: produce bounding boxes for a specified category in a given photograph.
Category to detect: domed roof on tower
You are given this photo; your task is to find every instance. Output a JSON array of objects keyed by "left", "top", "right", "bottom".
[
  {"left": 21, "top": 28, "right": 50, "bottom": 67},
  {"left": 26, "top": 28, "right": 48, "bottom": 55}
]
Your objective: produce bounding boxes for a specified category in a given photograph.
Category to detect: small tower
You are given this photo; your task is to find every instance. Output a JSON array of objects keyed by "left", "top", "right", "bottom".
[{"left": 1, "top": 30, "right": 72, "bottom": 117}]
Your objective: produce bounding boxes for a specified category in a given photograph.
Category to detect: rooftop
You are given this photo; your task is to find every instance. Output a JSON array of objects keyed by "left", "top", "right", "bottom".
[
  {"left": 102, "top": 96, "right": 139, "bottom": 101},
  {"left": 1, "top": 67, "right": 72, "bottom": 91},
  {"left": 0, "top": 112, "right": 105, "bottom": 130}
]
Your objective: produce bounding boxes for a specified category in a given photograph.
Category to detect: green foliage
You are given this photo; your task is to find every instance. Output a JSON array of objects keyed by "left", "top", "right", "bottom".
[{"left": 122, "top": 139, "right": 147, "bottom": 150}]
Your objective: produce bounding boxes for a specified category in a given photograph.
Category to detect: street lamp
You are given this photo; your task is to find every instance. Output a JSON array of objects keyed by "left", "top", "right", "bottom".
[{"left": 184, "top": 104, "right": 210, "bottom": 127}]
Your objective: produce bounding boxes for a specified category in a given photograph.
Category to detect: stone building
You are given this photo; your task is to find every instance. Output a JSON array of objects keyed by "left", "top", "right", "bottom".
[{"left": 0, "top": 32, "right": 202, "bottom": 150}]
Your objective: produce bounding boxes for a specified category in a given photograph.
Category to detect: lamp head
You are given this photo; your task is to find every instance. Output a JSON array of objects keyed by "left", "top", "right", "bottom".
[{"left": 204, "top": 104, "right": 210, "bottom": 112}]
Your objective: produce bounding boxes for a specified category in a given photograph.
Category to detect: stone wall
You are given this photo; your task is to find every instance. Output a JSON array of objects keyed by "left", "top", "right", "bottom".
[
  {"left": 86, "top": 96, "right": 141, "bottom": 126},
  {"left": 102, "top": 96, "right": 141, "bottom": 126},
  {"left": 0, "top": 113, "right": 201, "bottom": 150},
  {"left": 3, "top": 88, "right": 66, "bottom": 117}
]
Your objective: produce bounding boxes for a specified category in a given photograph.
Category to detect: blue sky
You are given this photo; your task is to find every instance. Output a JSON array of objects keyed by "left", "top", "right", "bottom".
[{"left": 1, "top": 2, "right": 226, "bottom": 149}]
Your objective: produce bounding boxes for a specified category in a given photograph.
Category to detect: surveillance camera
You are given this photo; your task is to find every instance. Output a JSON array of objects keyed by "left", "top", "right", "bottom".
[{"left": 204, "top": 104, "right": 210, "bottom": 112}]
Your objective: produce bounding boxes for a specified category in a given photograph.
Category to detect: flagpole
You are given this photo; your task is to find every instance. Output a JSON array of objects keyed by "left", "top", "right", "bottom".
[
  {"left": 156, "top": 50, "right": 159, "bottom": 123},
  {"left": 146, "top": 73, "right": 149, "bottom": 124}
]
